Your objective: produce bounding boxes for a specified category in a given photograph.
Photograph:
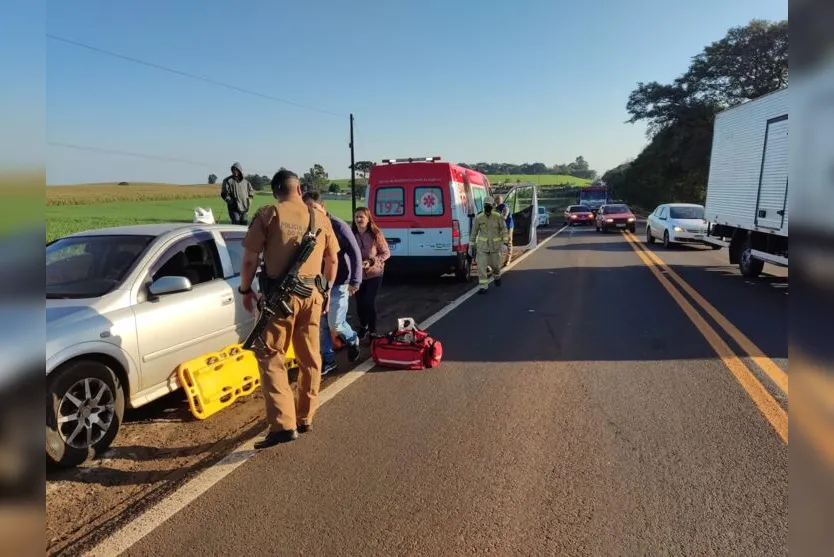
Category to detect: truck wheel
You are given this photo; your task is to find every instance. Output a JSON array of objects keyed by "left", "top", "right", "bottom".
[
  {"left": 454, "top": 254, "right": 472, "bottom": 282},
  {"left": 739, "top": 241, "right": 764, "bottom": 278},
  {"left": 46, "top": 360, "right": 125, "bottom": 468}
]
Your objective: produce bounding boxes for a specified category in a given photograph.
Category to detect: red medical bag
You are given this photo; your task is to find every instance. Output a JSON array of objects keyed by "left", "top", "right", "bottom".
[{"left": 370, "top": 318, "right": 443, "bottom": 370}]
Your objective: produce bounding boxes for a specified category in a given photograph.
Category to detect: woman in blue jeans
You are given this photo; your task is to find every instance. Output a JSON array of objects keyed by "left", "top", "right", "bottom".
[{"left": 303, "top": 192, "right": 363, "bottom": 375}]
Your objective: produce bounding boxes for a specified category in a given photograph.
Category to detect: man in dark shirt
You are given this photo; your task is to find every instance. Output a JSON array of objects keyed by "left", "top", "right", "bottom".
[{"left": 303, "top": 191, "right": 363, "bottom": 374}]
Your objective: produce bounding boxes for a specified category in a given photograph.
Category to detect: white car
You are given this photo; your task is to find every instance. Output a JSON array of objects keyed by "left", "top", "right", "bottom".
[
  {"left": 536, "top": 206, "right": 550, "bottom": 227},
  {"left": 646, "top": 203, "right": 719, "bottom": 249},
  {"left": 46, "top": 223, "right": 256, "bottom": 467}
]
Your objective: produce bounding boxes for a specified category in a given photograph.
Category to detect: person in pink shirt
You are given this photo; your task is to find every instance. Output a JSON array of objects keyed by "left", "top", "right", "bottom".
[{"left": 351, "top": 207, "right": 390, "bottom": 339}]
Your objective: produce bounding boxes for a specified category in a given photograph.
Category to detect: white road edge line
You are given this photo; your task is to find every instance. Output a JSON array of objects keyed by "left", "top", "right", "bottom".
[{"left": 85, "top": 225, "right": 568, "bottom": 557}]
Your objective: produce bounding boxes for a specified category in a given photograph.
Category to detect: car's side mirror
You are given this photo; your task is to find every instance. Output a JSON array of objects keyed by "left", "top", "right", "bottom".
[{"left": 148, "top": 275, "right": 192, "bottom": 297}]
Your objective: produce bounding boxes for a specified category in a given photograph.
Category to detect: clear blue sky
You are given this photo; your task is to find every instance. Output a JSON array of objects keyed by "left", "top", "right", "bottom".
[{"left": 41, "top": 0, "right": 787, "bottom": 185}]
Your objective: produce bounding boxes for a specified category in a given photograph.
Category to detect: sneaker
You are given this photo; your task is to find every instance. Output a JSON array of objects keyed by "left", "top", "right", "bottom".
[
  {"left": 347, "top": 339, "right": 361, "bottom": 363},
  {"left": 322, "top": 361, "right": 338, "bottom": 376}
]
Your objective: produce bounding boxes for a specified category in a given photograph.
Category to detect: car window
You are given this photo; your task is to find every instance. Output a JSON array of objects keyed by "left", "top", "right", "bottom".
[
  {"left": 603, "top": 205, "right": 630, "bottom": 214},
  {"left": 414, "top": 186, "right": 445, "bottom": 216},
  {"left": 149, "top": 236, "right": 224, "bottom": 289},
  {"left": 669, "top": 206, "right": 705, "bottom": 219},
  {"left": 374, "top": 187, "right": 405, "bottom": 216},
  {"left": 659, "top": 207, "right": 668, "bottom": 218},
  {"left": 473, "top": 188, "right": 485, "bottom": 214},
  {"left": 47, "top": 235, "right": 156, "bottom": 299},
  {"left": 220, "top": 232, "right": 246, "bottom": 276}
]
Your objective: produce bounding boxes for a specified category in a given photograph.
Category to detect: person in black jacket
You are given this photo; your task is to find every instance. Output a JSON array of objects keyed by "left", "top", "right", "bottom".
[{"left": 220, "top": 162, "right": 254, "bottom": 224}]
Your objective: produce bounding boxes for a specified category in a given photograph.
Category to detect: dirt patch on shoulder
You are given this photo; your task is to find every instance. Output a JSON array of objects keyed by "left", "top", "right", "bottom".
[{"left": 45, "top": 225, "right": 560, "bottom": 556}]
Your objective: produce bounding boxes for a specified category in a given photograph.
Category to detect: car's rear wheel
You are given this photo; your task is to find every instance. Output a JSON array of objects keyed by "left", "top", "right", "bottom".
[
  {"left": 46, "top": 360, "right": 125, "bottom": 468},
  {"left": 454, "top": 253, "right": 472, "bottom": 282}
]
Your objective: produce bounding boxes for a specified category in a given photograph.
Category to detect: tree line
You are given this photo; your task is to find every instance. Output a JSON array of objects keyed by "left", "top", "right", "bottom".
[
  {"left": 459, "top": 157, "right": 597, "bottom": 180},
  {"left": 602, "top": 19, "right": 788, "bottom": 209},
  {"left": 208, "top": 164, "right": 362, "bottom": 195},
  {"left": 207, "top": 155, "right": 598, "bottom": 194}
]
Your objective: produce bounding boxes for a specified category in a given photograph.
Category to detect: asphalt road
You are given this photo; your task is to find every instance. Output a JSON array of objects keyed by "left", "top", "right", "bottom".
[{"left": 117, "top": 223, "right": 788, "bottom": 557}]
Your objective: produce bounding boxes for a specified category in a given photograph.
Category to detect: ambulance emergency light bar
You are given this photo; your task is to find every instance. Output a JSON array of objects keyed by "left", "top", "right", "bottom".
[{"left": 381, "top": 156, "right": 442, "bottom": 164}]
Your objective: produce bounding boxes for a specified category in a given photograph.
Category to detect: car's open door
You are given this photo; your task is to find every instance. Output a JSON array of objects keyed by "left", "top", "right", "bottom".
[{"left": 501, "top": 183, "right": 538, "bottom": 250}]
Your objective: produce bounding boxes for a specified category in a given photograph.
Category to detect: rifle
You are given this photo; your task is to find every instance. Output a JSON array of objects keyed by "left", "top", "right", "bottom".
[{"left": 243, "top": 207, "right": 322, "bottom": 352}]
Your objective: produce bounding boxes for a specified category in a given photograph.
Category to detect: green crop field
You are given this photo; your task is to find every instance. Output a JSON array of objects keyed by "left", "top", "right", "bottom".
[
  {"left": 46, "top": 187, "right": 359, "bottom": 242},
  {"left": 46, "top": 177, "right": 590, "bottom": 241}
]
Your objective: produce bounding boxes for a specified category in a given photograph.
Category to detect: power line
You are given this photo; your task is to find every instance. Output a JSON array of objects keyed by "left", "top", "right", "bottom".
[
  {"left": 48, "top": 141, "right": 217, "bottom": 167},
  {"left": 48, "top": 141, "right": 273, "bottom": 176},
  {"left": 47, "top": 34, "right": 344, "bottom": 118}
]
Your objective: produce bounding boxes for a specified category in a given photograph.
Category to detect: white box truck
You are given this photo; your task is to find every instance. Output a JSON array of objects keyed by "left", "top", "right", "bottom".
[{"left": 702, "top": 86, "right": 789, "bottom": 278}]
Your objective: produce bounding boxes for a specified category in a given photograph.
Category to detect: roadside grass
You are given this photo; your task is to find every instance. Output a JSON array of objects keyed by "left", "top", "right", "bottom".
[{"left": 46, "top": 195, "right": 358, "bottom": 242}]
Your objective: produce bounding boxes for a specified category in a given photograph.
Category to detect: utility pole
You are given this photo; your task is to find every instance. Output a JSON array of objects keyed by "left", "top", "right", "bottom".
[{"left": 349, "top": 113, "right": 357, "bottom": 214}]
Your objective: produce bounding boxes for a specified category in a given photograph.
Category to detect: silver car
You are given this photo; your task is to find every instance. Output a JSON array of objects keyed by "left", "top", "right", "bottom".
[
  {"left": 646, "top": 203, "right": 721, "bottom": 249},
  {"left": 46, "top": 223, "right": 255, "bottom": 467}
]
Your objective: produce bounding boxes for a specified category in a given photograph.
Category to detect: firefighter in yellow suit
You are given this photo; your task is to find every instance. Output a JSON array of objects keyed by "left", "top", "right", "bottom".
[{"left": 469, "top": 200, "right": 509, "bottom": 295}]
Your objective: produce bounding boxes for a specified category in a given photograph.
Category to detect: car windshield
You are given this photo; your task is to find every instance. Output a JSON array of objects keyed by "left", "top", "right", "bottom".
[
  {"left": 46, "top": 234, "right": 155, "bottom": 299},
  {"left": 669, "top": 206, "right": 705, "bottom": 220},
  {"left": 603, "top": 205, "right": 630, "bottom": 214},
  {"left": 569, "top": 205, "right": 591, "bottom": 213}
]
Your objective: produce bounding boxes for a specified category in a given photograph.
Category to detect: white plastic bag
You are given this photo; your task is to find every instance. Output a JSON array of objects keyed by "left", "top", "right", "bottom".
[{"left": 193, "top": 207, "right": 216, "bottom": 224}]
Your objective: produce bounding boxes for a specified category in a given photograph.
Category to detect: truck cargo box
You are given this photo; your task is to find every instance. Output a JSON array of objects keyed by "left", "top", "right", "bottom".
[{"left": 704, "top": 87, "right": 789, "bottom": 237}]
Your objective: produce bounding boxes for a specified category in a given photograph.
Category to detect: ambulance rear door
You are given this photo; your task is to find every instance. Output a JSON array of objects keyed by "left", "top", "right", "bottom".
[
  {"left": 407, "top": 183, "right": 453, "bottom": 256},
  {"left": 371, "top": 184, "right": 411, "bottom": 257}
]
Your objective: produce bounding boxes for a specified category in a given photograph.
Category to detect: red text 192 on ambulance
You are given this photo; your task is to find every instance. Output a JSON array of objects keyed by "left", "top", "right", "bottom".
[{"left": 365, "top": 157, "right": 493, "bottom": 282}]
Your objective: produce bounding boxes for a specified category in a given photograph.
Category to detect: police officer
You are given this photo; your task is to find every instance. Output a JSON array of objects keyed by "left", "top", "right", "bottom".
[
  {"left": 238, "top": 169, "right": 339, "bottom": 449},
  {"left": 469, "top": 200, "right": 509, "bottom": 294}
]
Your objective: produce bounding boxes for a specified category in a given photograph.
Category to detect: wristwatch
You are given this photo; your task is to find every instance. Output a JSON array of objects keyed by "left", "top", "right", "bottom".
[{"left": 238, "top": 285, "right": 252, "bottom": 294}]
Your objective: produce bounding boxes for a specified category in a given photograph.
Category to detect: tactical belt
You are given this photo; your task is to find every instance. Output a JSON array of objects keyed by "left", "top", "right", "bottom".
[{"left": 263, "top": 275, "right": 328, "bottom": 297}]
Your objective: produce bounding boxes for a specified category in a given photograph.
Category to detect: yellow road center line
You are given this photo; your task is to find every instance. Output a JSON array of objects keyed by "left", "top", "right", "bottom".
[
  {"left": 622, "top": 232, "right": 788, "bottom": 444},
  {"left": 625, "top": 231, "right": 788, "bottom": 396}
]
